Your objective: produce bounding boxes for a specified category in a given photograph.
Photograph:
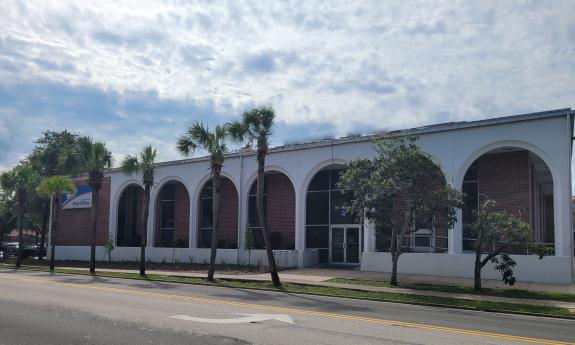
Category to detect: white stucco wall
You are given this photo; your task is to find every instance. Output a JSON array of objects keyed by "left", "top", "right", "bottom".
[{"left": 54, "top": 109, "right": 574, "bottom": 284}]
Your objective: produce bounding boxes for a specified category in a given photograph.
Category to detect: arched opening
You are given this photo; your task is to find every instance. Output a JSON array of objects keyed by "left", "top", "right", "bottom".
[
  {"left": 154, "top": 181, "right": 190, "bottom": 248},
  {"left": 461, "top": 147, "right": 554, "bottom": 253},
  {"left": 247, "top": 171, "right": 295, "bottom": 250},
  {"left": 305, "top": 165, "right": 359, "bottom": 264},
  {"left": 373, "top": 162, "right": 450, "bottom": 254},
  {"left": 198, "top": 177, "right": 238, "bottom": 249},
  {"left": 116, "top": 184, "right": 144, "bottom": 247}
]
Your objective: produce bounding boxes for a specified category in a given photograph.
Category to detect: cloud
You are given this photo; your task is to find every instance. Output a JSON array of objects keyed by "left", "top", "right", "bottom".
[{"left": 0, "top": 0, "right": 573, "bottom": 188}]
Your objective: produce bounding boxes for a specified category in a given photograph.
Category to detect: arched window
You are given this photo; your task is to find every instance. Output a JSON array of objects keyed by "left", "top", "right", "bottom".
[
  {"left": 247, "top": 172, "right": 295, "bottom": 250},
  {"left": 154, "top": 181, "right": 190, "bottom": 247},
  {"left": 116, "top": 184, "right": 143, "bottom": 247},
  {"left": 461, "top": 147, "right": 554, "bottom": 254},
  {"left": 305, "top": 165, "right": 357, "bottom": 263},
  {"left": 198, "top": 177, "right": 238, "bottom": 249}
]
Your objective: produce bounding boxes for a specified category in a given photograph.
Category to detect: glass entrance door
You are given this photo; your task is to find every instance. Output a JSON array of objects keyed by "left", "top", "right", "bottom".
[
  {"left": 331, "top": 227, "right": 345, "bottom": 263},
  {"left": 346, "top": 227, "right": 360, "bottom": 264},
  {"left": 330, "top": 226, "right": 360, "bottom": 264}
]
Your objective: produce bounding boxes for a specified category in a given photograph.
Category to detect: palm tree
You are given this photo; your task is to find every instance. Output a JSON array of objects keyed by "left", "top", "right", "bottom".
[
  {"left": 120, "top": 146, "right": 157, "bottom": 276},
  {"left": 37, "top": 176, "right": 76, "bottom": 271},
  {"left": 72, "top": 137, "right": 113, "bottom": 274},
  {"left": 229, "top": 106, "right": 281, "bottom": 287},
  {"left": 0, "top": 163, "right": 40, "bottom": 267},
  {"left": 177, "top": 123, "right": 231, "bottom": 281}
]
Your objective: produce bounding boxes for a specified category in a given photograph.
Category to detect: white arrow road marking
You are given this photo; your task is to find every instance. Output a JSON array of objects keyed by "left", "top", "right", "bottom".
[{"left": 170, "top": 313, "right": 294, "bottom": 324}]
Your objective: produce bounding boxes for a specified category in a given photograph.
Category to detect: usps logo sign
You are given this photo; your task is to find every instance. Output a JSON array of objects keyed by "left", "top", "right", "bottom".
[{"left": 61, "top": 185, "right": 92, "bottom": 209}]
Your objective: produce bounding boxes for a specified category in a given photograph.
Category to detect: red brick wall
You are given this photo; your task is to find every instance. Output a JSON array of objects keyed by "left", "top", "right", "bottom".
[
  {"left": 216, "top": 178, "right": 238, "bottom": 248},
  {"left": 266, "top": 173, "right": 295, "bottom": 249},
  {"left": 55, "top": 177, "right": 111, "bottom": 246},
  {"left": 154, "top": 181, "right": 190, "bottom": 247},
  {"left": 478, "top": 151, "right": 531, "bottom": 223}
]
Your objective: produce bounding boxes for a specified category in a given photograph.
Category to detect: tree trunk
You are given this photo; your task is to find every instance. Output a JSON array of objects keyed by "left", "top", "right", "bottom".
[
  {"left": 89, "top": 187, "right": 100, "bottom": 274},
  {"left": 474, "top": 249, "right": 482, "bottom": 291},
  {"left": 140, "top": 184, "right": 150, "bottom": 276},
  {"left": 207, "top": 172, "right": 221, "bottom": 281},
  {"left": 257, "top": 156, "right": 281, "bottom": 287},
  {"left": 390, "top": 254, "right": 399, "bottom": 286},
  {"left": 389, "top": 223, "right": 399, "bottom": 286},
  {"left": 15, "top": 204, "right": 24, "bottom": 268},
  {"left": 39, "top": 202, "right": 49, "bottom": 261},
  {"left": 50, "top": 195, "right": 59, "bottom": 271}
]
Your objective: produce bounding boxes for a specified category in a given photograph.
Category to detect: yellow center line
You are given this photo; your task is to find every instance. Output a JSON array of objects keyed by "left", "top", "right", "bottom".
[{"left": 1, "top": 274, "right": 573, "bottom": 345}]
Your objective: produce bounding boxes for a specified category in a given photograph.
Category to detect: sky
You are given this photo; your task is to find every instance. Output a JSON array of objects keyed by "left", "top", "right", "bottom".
[{"left": 0, "top": 1, "right": 574, "bottom": 177}]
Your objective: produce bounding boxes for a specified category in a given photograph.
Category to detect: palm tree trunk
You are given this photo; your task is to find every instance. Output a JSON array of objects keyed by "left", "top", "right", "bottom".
[
  {"left": 257, "top": 157, "right": 281, "bottom": 287},
  {"left": 16, "top": 204, "right": 24, "bottom": 268},
  {"left": 140, "top": 185, "right": 150, "bottom": 276},
  {"left": 207, "top": 172, "right": 221, "bottom": 281},
  {"left": 50, "top": 195, "right": 59, "bottom": 271},
  {"left": 89, "top": 187, "right": 100, "bottom": 274}
]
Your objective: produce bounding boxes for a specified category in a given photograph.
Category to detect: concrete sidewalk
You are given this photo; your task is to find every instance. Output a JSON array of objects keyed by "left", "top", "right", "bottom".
[{"left": 42, "top": 265, "right": 575, "bottom": 312}]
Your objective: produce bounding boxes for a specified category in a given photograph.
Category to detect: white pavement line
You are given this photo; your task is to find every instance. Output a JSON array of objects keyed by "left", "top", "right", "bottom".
[{"left": 170, "top": 314, "right": 294, "bottom": 324}]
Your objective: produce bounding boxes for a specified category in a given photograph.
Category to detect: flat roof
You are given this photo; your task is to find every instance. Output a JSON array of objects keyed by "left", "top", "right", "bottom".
[{"left": 110, "top": 107, "right": 573, "bottom": 172}]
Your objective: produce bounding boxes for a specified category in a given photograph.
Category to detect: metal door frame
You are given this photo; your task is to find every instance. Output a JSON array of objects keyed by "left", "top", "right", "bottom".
[{"left": 329, "top": 225, "right": 361, "bottom": 265}]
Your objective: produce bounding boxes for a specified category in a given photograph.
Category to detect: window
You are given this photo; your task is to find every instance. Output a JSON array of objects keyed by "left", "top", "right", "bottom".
[
  {"left": 158, "top": 184, "right": 176, "bottom": 246},
  {"left": 247, "top": 176, "right": 268, "bottom": 249},
  {"left": 462, "top": 161, "right": 478, "bottom": 251},
  {"left": 305, "top": 166, "right": 357, "bottom": 250}
]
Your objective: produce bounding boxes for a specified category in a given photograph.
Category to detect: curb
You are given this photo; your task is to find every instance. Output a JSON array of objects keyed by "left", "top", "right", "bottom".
[{"left": 2, "top": 264, "right": 574, "bottom": 320}]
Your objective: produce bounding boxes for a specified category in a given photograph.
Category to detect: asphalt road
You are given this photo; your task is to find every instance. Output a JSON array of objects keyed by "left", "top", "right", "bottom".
[{"left": 0, "top": 269, "right": 573, "bottom": 345}]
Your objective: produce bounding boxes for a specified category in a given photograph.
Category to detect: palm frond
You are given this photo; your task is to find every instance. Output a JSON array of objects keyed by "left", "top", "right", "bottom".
[
  {"left": 37, "top": 176, "right": 76, "bottom": 197},
  {"left": 120, "top": 154, "right": 140, "bottom": 176}
]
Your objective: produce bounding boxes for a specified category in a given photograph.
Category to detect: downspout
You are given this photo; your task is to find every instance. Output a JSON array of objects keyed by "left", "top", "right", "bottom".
[
  {"left": 569, "top": 111, "right": 574, "bottom": 283},
  {"left": 237, "top": 154, "right": 244, "bottom": 265}
]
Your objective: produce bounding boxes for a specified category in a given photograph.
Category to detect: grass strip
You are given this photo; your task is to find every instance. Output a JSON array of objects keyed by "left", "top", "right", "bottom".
[
  {"left": 1, "top": 263, "right": 573, "bottom": 319},
  {"left": 328, "top": 278, "right": 575, "bottom": 303}
]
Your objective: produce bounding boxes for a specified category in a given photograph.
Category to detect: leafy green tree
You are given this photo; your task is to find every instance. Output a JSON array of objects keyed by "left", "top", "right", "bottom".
[
  {"left": 0, "top": 191, "right": 16, "bottom": 260},
  {"left": 0, "top": 163, "right": 41, "bottom": 267},
  {"left": 27, "top": 130, "right": 83, "bottom": 258},
  {"left": 37, "top": 176, "right": 76, "bottom": 271},
  {"left": 339, "top": 137, "right": 463, "bottom": 286},
  {"left": 177, "top": 123, "right": 231, "bottom": 281},
  {"left": 229, "top": 106, "right": 281, "bottom": 287},
  {"left": 120, "top": 145, "right": 157, "bottom": 276},
  {"left": 67, "top": 137, "right": 113, "bottom": 274},
  {"left": 467, "top": 200, "right": 549, "bottom": 290}
]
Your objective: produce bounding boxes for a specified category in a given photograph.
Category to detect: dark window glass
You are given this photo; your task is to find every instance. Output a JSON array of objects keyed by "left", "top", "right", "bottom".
[
  {"left": 200, "top": 228, "right": 212, "bottom": 248},
  {"left": 160, "top": 200, "right": 175, "bottom": 229},
  {"left": 308, "top": 170, "right": 330, "bottom": 191},
  {"left": 330, "top": 168, "right": 345, "bottom": 190},
  {"left": 305, "top": 226, "right": 329, "bottom": 248},
  {"left": 251, "top": 228, "right": 265, "bottom": 249},
  {"left": 248, "top": 195, "right": 268, "bottom": 227},
  {"left": 306, "top": 191, "right": 329, "bottom": 225},
  {"left": 462, "top": 179, "right": 478, "bottom": 251},
  {"left": 201, "top": 198, "right": 213, "bottom": 228},
  {"left": 462, "top": 182, "right": 478, "bottom": 225},
  {"left": 200, "top": 181, "right": 213, "bottom": 198},
  {"left": 249, "top": 176, "right": 268, "bottom": 195},
  {"left": 330, "top": 190, "right": 355, "bottom": 224},
  {"left": 161, "top": 183, "right": 176, "bottom": 200},
  {"left": 160, "top": 229, "right": 174, "bottom": 243},
  {"left": 463, "top": 162, "right": 478, "bottom": 182}
]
